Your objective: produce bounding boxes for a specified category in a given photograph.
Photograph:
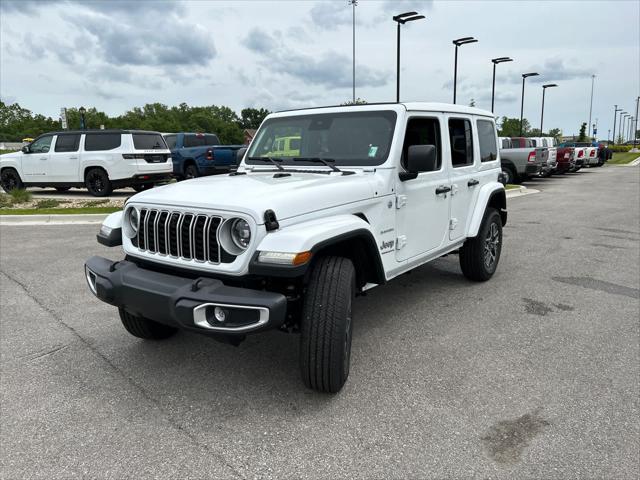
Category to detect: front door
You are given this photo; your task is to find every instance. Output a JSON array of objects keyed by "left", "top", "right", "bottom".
[
  {"left": 446, "top": 116, "right": 477, "bottom": 241},
  {"left": 395, "top": 115, "right": 450, "bottom": 262},
  {"left": 22, "top": 134, "right": 53, "bottom": 179}
]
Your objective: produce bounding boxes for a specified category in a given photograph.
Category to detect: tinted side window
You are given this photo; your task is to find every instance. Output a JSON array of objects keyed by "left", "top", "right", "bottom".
[
  {"left": 448, "top": 118, "right": 473, "bottom": 167},
  {"left": 132, "top": 133, "right": 166, "bottom": 150},
  {"left": 501, "top": 138, "right": 511, "bottom": 149},
  {"left": 30, "top": 135, "right": 53, "bottom": 153},
  {"left": 531, "top": 139, "right": 537, "bottom": 147},
  {"left": 84, "top": 133, "right": 121, "bottom": 151},
  {"left": 183, "top": 135, "right": 206, "bottom": 148},
  {"left": 164, "top": 135, "right": 177, "bottom": 149},
  {"left": 401, "top": 118, "right": 442, "bottom": 170},
  {"left": 477, "top": 120, "right": 497, "bottom": 162},
  {"left": 54, "top": 134, "right": 80, "bottom": 152},
  {"left": 204, "top": 134, "right": 220, "bottom": 145}
]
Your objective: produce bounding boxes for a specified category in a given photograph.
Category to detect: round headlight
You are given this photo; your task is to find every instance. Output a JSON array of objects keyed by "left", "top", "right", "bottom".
[
  {"left": 123, "top": 207, "right": 139, "bottom": 238},
  {"left": 231, "top": 218, "right": 251, "bottom": 249}
]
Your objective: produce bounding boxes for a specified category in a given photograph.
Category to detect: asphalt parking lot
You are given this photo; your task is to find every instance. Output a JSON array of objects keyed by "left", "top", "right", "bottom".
[{"left": 1, "top": 166, "right": 638, "bottom": 479}]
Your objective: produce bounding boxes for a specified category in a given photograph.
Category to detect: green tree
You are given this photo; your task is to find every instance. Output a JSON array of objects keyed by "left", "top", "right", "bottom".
[
  {"left": 548, "top": 128, "right": 562, "bottom": 140},
  {"left": 578, "top": 122, "right": 587, "bottom": 141},
  {"left": 341, "top": 98, "right": 368, "bottom": 106},
  {"left": 240, "top": 108, "right": 270, "bottom": 129},
  {"left": 498, "top": 117, "right": 531, "bottom": 137}
]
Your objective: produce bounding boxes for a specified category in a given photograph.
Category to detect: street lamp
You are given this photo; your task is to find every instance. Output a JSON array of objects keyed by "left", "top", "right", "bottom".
[
  {"left": 392, "top": 11, "right": 425, "bottom": 103},
  {"left": 491, "top": 57, "right": 513, "bottom": 113},
  {"left": 634, "top": 97, "right": 639, "bottom": 149},
  {"left": 588, "top": 74, "right": 595, "bottom": 137},
  {"left": 618, "top": 111, "right": 627, "bottom": 143},
  {"left": 349, "top": 0, "right": 358, "bottom": 103},
  {"left": 540, "top": 83, "right": 558, "bottom": 134},
  {"left": 452, "top": 37, "right": 478, "bottom": 104},
  {"left": 519, "top": 72, "right": 539, "bottom": 136},
  {"left": 622, "top": 114, "right": 630, "bottom": 142},
  {"left": 79, "top": 106, "right": 87, "bottom": 130},
  {"left": 628, "top": 116, "right": 635, "bottom": 142},
  {"left": 612, "top": 105, "right": 622, "bottom": 145}
]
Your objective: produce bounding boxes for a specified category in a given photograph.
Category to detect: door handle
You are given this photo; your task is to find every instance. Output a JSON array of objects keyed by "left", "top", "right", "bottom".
[
  {"left": 435, "top": 185, "right": 452, "bottom": 195},
  {"left": 39, "top": 157, "right": 47, "bottom": 161},
  {"left": 69, "top": 156, "right": 78, "bottom": 159},
  {"left": 467, "top": 179, "right": 479, "bottom": 187}
]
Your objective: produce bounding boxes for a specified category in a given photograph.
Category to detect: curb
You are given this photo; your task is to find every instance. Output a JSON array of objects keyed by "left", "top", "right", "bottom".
[
  {"left": 506, "top": 185, "right": 539, "bottom": 198},
  {"left": 0, "top": 213, "right": 109, "bottom": 226}
]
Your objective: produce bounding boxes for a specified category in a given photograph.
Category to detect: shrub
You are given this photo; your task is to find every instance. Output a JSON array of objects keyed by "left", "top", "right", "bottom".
[
  {"left": 35, "top": 199, "right": 61, "bottom": 209},
  {"left": 9, "top": 189, "right": 32, "bottom": 204},
  {"left": 0, "top": 193, "right": 13, "bottom": 208},
  {"left": 609, "top": 145, "right": 634, "bottom": 152}
]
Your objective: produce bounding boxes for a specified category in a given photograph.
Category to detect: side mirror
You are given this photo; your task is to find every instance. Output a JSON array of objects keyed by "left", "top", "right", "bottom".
[
  {"left": 400, "top": 145, "right": 437, "bottom": 181},
  {"left": 21, "top": 145, "right": 30, "bottom": 154}
]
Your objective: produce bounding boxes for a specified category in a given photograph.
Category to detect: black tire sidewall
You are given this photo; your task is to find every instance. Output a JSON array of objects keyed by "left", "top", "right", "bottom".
[
  {"left": 478, "top": 209, "right": 502, "bottom": 277},
  {"left": 85, "top": 168, "right": 112, "bottom": 197},
  {"left": 1, "top": 169, "right": 23, "bottom": 192}
]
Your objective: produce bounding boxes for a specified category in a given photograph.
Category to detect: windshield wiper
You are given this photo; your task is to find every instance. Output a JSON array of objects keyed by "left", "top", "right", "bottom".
[
  {"left": 247, "top": 156, "right": 284, "bottom": 171},
  {"left": 293, "top": 157, "right": 341, "bottom": 173}
]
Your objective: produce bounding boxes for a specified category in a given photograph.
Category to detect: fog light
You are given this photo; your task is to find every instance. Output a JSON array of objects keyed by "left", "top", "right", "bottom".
[{"left": 214, "top": 307, "right": 227, "bottom": 322}]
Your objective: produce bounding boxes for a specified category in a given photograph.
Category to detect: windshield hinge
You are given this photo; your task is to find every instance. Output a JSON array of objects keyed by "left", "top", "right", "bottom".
[{"left": 396, "top": 195, "right": 407, "bottom": 209}]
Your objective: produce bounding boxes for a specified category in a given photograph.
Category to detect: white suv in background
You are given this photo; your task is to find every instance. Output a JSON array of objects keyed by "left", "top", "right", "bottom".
[{"left": 0, "top": 130, "right": 173, "bottom": 196}]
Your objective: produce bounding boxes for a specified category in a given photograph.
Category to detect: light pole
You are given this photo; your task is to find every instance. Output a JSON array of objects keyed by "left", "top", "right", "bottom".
[
  {"left": 491, "top": 57, "right": 513, "bottom": 113},
  {"left": 588, "top": 74, "right": 595, "bottom": 137},
  {"left": 540, "top": 83, "right": 558, "bottom": 134},
  {"left": 349, "top": 0, "right": 357, "bottom": 103},
  {"left": 393, "top": 11, "right": 425, "bottom": 103},
  {"left": 612, "top": 105, "right": 622, "bottom": 145},
  {"left": 622, "top": 114, "right": 630, "bottom": 142},
  {"left": 634, "top": 97, "right": 639, "bottom": 148},
  {"left": 618, "top": 111, "right": 627, "bottom": 143},
  {"left": 628, "top": 117, "right": 635, "bottom": 142},
  {"left": 519, "top": 72, "right": 539, "bottom": 136},
  {"left": 452, "top": 37, "right": 478, "bottom": 104},
  {"left": 79, "top": 106, "right": 86, "bottom": 130}
]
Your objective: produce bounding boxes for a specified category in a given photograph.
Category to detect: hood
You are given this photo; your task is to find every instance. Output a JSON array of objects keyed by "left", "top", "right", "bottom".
[
  {"left": 130, "top": 170, "right": 378, "bottom": 223},
  {"left": 0, "top": 151, "right": 21, "bottom": 160}
]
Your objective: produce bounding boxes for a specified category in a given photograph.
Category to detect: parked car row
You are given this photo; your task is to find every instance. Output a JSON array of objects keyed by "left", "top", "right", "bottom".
[
  {"left": 499, "top": 136, "right": 609, "bottom": 184},
  {"left": 0, "top": 130, "right": 246, "bottom": 196}
]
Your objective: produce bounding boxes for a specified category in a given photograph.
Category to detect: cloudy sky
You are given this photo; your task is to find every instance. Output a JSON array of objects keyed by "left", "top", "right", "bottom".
[{"left": 1, "top": 0, "right": 638, "bottom": 137}]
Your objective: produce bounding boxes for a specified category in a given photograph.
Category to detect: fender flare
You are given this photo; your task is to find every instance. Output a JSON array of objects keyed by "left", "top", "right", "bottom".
[
  {"left": 96, "top": 210, "right": 123, "bottom": 247},
  {"left": 467, "top": 183, "right": 507, "bottom": 237},
  {"left": 249, "top": 214, "right": 385, "bottom": 283}
]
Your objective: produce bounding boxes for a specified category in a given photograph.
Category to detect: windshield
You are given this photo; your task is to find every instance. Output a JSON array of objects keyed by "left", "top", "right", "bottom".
[{"left": 246, "top": 110, "right": 397, "bottom": 167}]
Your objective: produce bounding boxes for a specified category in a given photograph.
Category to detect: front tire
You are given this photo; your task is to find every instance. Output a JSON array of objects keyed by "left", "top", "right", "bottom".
[
  {"left": 85, "top": 168, "right": 113, "bottom": 197},
  {"left": 300, "top": 256, "right": 355, "bottom": 393},
  {"left": 1, "top": 168, "right": 24, "bottom": 192},
  {"left": 118, "top": 308, "right": 178, "bottom": 340},
  {"left": 459, "top": 208, "right": 502, "bottom": 282}
]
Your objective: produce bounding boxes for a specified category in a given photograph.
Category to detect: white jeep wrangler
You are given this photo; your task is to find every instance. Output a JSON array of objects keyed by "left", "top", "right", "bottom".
[{"left": 85, "top": 103, "right": 506, "bottom": 393}]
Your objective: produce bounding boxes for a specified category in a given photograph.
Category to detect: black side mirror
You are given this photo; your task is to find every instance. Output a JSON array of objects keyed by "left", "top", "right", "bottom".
[
  {"left": 400, "top": 145, "right": 437, "bottom": 181},
  {"left": 21, "top": 145, "right": 30, "bottom": 153}
]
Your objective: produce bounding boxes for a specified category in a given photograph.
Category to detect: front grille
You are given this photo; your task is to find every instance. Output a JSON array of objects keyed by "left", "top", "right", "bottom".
[{"left": 136, "top": 208, "right": 223, "bottom": 263}]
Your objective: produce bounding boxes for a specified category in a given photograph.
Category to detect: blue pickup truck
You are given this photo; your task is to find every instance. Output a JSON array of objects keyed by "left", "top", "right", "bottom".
[{"left": 162, "top": 132, "right": 244, "bottom": 179}]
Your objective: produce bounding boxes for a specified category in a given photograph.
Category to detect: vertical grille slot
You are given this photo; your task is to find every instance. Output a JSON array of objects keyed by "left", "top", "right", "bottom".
[
  {"left": 207, "top": 217, "right": 221, "bottom": 263},
  {"left": 157, "top": 211, "right": 169, "bottom": 254},
  {"left": 168, "top": 213, "right": 180, "bottom": 257},
  {"left": 193, "top": 215, "right": 208, "bottom": 261},
  {"left": 146, "top": 210, "right": 158, "bottom": 252},
  {"left": 180, "top": 214, "right": 194, "bottom": 259},
  {"left": 138, "top": 209, "right": 148, "bottom": 250}
]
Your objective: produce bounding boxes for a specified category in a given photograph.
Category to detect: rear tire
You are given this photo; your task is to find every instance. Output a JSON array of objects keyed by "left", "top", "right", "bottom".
[
  {"left": 118, "top": 308, "right": 178, "bottom": 340},
  {"left": 1, "top": 168, "right": 24, "bottom": 192},
  {"left": 300, "top": 256, "right": 355, "bottom": 394},
  {"left": 459, "top": 208, "right": 502, "bottom": 282},
  {"left": 85, "top": 168, "right": 113, "bottom": 197},
  {"left": 502, "top": 165, "right": 517, "bottom": 185},
  {"left": 184, "top": 164, "right": 198, "bottom": 179}
]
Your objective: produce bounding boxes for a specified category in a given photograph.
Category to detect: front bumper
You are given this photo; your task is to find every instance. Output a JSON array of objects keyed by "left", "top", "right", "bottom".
[{"left": 84, "top": 256, "right": 287, "bottom": 335}]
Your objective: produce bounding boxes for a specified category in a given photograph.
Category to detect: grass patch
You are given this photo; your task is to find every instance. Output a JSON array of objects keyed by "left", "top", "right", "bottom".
[
  {"left": 9, "top": 188, "right": 32, "bottom": 203},
  {"left": 0, "top": 207, "right": 120, "bottom": 216},
  {"left": 84, "top": 199, "right": 110, "bottom": 206},
  {"left": 505, "top": 184, "right": 520, "bottom": 190},
  {"left": 608, "top": 152, "right": 639, "bottom": 165},
  {"left": 35, "top": 199, "right": 62, "bottom": 208},
  {"left": 0, "top": 149, "right": 15, "bottom": 155}
]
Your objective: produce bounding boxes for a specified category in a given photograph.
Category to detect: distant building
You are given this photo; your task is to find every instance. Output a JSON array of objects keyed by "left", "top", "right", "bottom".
[{"left": 243, "top": 129, "right": 257, "bottom": 146}]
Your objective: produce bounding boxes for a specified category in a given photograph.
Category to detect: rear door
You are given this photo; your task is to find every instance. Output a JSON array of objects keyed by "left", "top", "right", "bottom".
[
  {"left": 48, "top": 133, "right": 81, "bottom": 182},
  {"left": 22, "top": 134, "right": 53, "bottom": 179},
  {"left": 446, "top": 115, "right": 477, "bottom": 241},
  {"left": 395, "top": 114, "right": 450, "bottom": 262}
]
